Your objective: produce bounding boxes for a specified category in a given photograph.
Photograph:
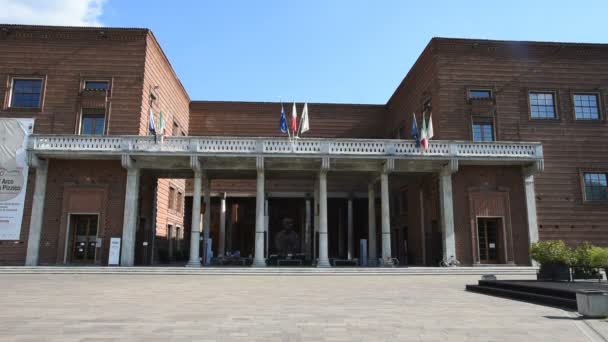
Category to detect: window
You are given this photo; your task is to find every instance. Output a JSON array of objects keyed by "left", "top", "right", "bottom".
[
  {"left": 84, "top": 81, "right": 109, "bottom": 91},
  {"left": 80, "top": 110, "right": 105, "bottom": 135},
  {"left": 529, "top": 92, "right": 557, "bottom": 119},
  {"left": 472, "top": 122, "right": 494, "bottom": 142},
  {"left": 172, "top": 121, "right": 179, "bottom": 136},
  {"left": 168, "top": 187, "right": 176, "bottom": 210},
  {"left": 177, "top": 191, "right": 183, "bottom": 212},
  {"left": 583, "top": 173, "right": 608, "bottom": 201},
  {"left": 10, "top": 79, "right": 43, "bottom": 108},
  {"left": 468, "top": 89, "right": 492, "bottom": 99},
  {"left": 574, "top": 94, "right": 600, "bottom": 120}
]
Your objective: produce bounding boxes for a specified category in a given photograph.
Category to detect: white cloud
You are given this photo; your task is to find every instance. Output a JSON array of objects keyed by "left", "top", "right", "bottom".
[{"left": 0, "top": 0, "right": 106, "bottom": 27}]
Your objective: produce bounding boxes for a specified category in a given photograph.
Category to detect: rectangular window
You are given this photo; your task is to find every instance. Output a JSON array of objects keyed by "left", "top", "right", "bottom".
[
  {"left": 84, "top": 81, "right": 109, "bottom": 91},
  {"left": 80, "top": 111, "right": 105, "bottom": 135},
  {"left": 472, "top": 122, "right": 494, "bottom": 142},
  {"left": 168, "top": 187, "right": 176, "bottom": 210},
  {"left": 468, "top": 89, "right": 492, "bottom": 99},
  {"left": 529, "top": 92, "right": 557, "bottom": 119},
  {"left": 172, "top": 121, "right": 179, "bottom": 136},
  {"left": 574, "top": 94, "right": 600, "bottom": 120},
  {"left": 10, "top": 79, "right": 43, "bottom": 108},
  {"left": 177, "top": 191, "right": 183, "bottom": 212},
  {"left": 583, "top": 173, "right": 608, "bottom": 201}
]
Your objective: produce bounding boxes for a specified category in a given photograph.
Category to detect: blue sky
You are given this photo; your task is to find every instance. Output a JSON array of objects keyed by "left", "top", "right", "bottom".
[{"left": 4, "top": 1, "right": 608, "bottom": 104}]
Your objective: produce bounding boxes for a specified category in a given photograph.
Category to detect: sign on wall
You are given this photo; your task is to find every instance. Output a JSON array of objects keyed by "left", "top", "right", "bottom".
[
  {"left": 108, "top": 237, "right": 121, "bottom": 266},
  {"left": 0, "top": 118, "right": 34, "bottom": 240}
]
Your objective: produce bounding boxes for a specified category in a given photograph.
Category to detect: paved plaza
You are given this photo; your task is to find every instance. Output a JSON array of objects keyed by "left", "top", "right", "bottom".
[{"left": 0, "top": 273, "right": 604, "bottom": 341}]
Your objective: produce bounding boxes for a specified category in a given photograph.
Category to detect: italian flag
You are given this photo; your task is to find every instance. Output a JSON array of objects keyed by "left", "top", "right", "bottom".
[{"left": 420, "top": 112, "right": 434, "bottom": 150}]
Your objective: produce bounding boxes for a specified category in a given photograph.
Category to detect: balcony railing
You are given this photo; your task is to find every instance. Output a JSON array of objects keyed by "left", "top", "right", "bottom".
[{"left": 29, "top": 135, "right": 543, "bottom": 161}]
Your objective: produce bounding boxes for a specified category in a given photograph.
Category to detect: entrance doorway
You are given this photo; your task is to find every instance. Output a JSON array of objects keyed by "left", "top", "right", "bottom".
[
  {"left": 477, "top": 217, "right": 502, "bottom": 264},
  {"left": 69, "top": 214, "right": 98, "bottom": 264}
]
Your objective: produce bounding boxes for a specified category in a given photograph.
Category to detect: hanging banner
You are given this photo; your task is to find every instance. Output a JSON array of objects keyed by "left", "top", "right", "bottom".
[{"left": 0, "top": 118, "right": 35, "bottom": 240}]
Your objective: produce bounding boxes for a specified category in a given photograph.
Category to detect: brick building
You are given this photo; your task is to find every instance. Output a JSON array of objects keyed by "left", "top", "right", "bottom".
[{"left": 0, "top": 25, "right": 606, "bottom": 267}]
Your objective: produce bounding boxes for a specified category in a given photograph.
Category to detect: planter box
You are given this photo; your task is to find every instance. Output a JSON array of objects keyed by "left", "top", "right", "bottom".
[
  {"left": 537, "top": 263, "right": 570, "bottom": 281},
  {"left": 577, "top": 290, "right": 608, "bottom": 318}
]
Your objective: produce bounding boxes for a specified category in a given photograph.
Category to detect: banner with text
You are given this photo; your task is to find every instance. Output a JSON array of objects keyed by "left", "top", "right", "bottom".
[{"left": 0, "top": 118, "right": 34, "bottom": 240}]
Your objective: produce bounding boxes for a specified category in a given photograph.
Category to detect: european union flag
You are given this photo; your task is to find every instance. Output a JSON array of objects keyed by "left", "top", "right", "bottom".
[
  {"left": 411, "top": 113, "right": 420, "bottom": 147},
  {"left": 279, "top": 104, "right": 288, "bottom": 134}
]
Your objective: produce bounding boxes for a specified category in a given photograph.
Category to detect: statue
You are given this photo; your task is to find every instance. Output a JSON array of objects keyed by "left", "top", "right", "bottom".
[{"left": 274, "top": 217, "right": 300, "bottom": 256}]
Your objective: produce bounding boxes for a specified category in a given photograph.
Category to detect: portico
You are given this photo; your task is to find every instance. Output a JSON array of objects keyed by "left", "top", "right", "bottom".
[{"left": 24, "top": 135, "right": 544, "bottom": 267}]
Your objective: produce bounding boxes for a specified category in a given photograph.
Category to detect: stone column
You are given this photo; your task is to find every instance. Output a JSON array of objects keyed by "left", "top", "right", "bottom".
[
  {"left": 439, "top": 166, "right": 456, "bottom": 264},
  {"left": 524, "top": 167, "right": 539, "bottom": 266},
  {"left": 202, "top": 175, "right": 211, "bottom": 265},
  {"left": 304, "top": 199, "right": 312, "bottom": 259},
  {"left": 380, "top": 172, "right": 393, "bottom": 266},
  {"left": 226, "top": 203, "right": 233, "bottom": 253},
  {"left": 368, "top": 183, "right": 377, "bottom": 266},
  {"left": 186, "top": 170, "right": 202, "bottom": 267},
  {"left": 219, "top": 193, "right": 226, "bottom": 257},
  {"left": 25, "top": 156, "right": 48, "bottom": 266},
  {"left": 313, "top": 179, "right": 319, "bottom": 264},
  {"left": 347, "top": 198, "right": 354, "bottom": 260},
  {"left": 120, "top": 156, "right": 140, "bottom": 266},
  {"left": 253, "top": 157, "right": 266, "bottom": 267},
  {"left": 264, "top": 198, "right": 269, "bottom": 258},
  {"left": 317, "top": 169, "right": 331, "bottom": 267}
]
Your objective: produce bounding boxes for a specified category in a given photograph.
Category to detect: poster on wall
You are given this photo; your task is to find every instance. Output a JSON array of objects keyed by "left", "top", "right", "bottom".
[{"left": 0, "top": 118, "right": 35, "bottom": 240}]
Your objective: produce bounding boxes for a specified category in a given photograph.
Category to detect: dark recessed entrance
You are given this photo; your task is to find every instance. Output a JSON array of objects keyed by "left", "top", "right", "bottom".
[
  {"left": 477, "top": 217, "right": 502, "bottom": 264},
  {"left": 69, "top": 214, "right": 98, "bottom": 264}
]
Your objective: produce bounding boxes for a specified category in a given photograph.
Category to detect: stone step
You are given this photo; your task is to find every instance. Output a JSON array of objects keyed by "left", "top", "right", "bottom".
[
  {"left": 0, "top": 266, "right": 538, "bottom": 276},
  {"left": 466, "top": 284, "right": 577, "bottom": 309}
]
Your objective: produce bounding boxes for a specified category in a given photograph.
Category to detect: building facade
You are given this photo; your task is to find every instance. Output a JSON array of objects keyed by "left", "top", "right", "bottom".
[{"left": 0, "top": 25, "right": 606, "bottom": 267}]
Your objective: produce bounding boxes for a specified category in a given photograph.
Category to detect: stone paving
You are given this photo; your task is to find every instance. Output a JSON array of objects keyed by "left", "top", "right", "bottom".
[{"left": 0, "top": 274, "right": 601, "bottom": 341}]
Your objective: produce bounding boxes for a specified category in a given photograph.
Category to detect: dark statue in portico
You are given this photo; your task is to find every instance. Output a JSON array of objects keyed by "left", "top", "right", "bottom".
[{"left": 274, "top": 218, "right": 300, "bottom": 255}]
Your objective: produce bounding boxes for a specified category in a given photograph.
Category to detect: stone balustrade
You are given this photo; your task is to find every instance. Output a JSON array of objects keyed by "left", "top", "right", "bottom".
[{"left": 28, "top": 135, "right": 543, "bottom": 162}]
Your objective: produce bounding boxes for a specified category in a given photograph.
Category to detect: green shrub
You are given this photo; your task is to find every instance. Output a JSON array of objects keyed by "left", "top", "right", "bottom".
[
  {"left": 589, "top": 247, "right": 608, "bottom": 268},
  {"left": 572, "top": 242, "right": 601, "bottom": 279},
  {"left": 572, "top": 242, "right": 594, "bottom": 267},
  {"left": 530, "top": 240, "right": 573, "bottom": 265}
]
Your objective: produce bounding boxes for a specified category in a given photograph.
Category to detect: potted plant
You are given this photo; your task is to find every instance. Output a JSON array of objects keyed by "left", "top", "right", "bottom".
[
  {"left": 530, "top": 240, "right": 572, "bottom": 281},
  {"left": 589, "top": 246, "right": 608, "bottom": 281}
]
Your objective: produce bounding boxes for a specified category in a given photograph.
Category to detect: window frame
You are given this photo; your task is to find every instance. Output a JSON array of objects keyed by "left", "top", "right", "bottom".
[
  {"left": 83, "top": 80, "right": 110, "bottom": 92},
  {"left": 470, "top": 116, "right": 496, "bottom": 142},
  {"left": 572, "top": 92, "right": 603, "bottom": 121},
  {"left": 78, "top": 108, "right": 107, "bottom": 135},
  {"left": 528, "top": 90, "right": 559, "bottom": 120},
  {"left": 580, "top": 170, "right": 608, "bottom": 203},
  {"left": 7, "top": 76, "right": 46, "bottom": 110},
  {"left": 467, "top": 88, "right": 493, "bottom": 100},
  {"left": 471, "top": 121, "right": 495, "bottom": 142},
  {"left": 168, "top": 187, "right": 176, "bottom": 210}
]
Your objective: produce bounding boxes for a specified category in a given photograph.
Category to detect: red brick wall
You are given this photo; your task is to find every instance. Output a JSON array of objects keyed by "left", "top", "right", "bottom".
[
  {"left": 431, "top": 38, "right": 608, "bottom": 247},
  {"left": 189, "top": 101, "right": 387, "bottom": 138},
  {"left": 0, "top": 25, "right": 148, "bottom": 135}
]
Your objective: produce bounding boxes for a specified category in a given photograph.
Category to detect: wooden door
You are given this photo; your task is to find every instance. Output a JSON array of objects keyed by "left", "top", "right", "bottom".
[
  {"left": 477, "top": 217, "right": 501, "bottom": 264},
  {"left": 70, "top": 215, "right": 98, "bottom": 264}
]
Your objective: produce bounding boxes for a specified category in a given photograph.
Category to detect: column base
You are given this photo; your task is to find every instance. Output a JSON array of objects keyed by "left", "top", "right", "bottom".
[
  {"left": 185, "top": 260, "right": 201, "bottom": 267},
  {"left": 379, "top": 257, "right": 394, "bottom": 267},
  {"left": 317, "top": 259, "right": 331, "bottom": 268},
  {"left": 252, "top": 259, "right": 267, "bottom": 267}
]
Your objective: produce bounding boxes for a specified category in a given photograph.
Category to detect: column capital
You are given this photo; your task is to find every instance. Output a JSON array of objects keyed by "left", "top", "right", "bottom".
[
  {"left": 26, "top": 152, "right": 47, "bottom": 169},
  {"left": 320, "top": 156, "right": 330, "bottom": 173},
  {"left": 121, "top": 154, "right": 137, "bottom": 170},
  {"left": 256, "top": 156, "right": 264, "bottom": 172},
  {"left": 440, "top": 159, "right": 458, "bottom": 176},
  {"left": 382, "top": 158, "right": 395, "bottom": 174},
  {"left": 523, "top": 161, "right": 544, "bottom": 178},
  {"left": 190, "top": 155, "right": 202, "bottom": 173}
]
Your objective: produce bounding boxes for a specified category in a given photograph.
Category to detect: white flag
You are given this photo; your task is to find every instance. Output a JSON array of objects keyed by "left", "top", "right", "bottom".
[
  {"left": 300, "top": 103, "right": 310, "bottom": 135},
  {"left": 427, "top": 113, "right": 434, "bottom": 139}
]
